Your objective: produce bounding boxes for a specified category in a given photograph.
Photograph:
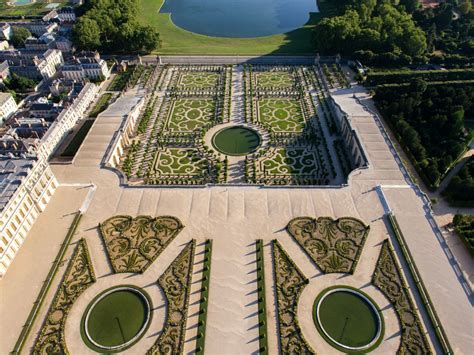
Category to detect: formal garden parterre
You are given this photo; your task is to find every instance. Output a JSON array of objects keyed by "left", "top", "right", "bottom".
[
  {"left": 99, "top": 215, "right": 184, "bottom": 274},
  {"left": 120, "top": 65, "right": 232, "bottom": 185},
  {"left": 272, "top": 240, "right": 315, "bottom": 354},
  {"left": 33, "top": 239, "right": 96, "bottom": 354},
  {"left": 243, "top": 65, "right": 347, "bottom": 185},
  {"left": 22, "top": 206, "right": 443, "bottom": 354},
  {"left": 287, "top": 216, "right": 370, "bottom": 274},
  {"left": 116, "top": 64, "right": 358, "bottom": 186}
]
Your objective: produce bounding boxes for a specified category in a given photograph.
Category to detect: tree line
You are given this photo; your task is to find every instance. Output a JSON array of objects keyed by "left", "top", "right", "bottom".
[
  {"left": 314, "top": 0, "right": 427, "bottom": 65},
  {"left": 315, "top": 0, "right": 473, "bottom": 68},
  {"left": 374, "top": 79, "right": 473, "bottom": 188},
  {"left": 365, "top": 68, "right": 474, "bottom": 86},
  {"left": 73, "top": 0, "right": 159, "bottom": 54}
]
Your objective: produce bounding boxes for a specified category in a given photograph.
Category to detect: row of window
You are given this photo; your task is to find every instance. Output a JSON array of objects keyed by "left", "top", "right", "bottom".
[{"left": 0, "top": 179, "right": 57, "bottom": 273}]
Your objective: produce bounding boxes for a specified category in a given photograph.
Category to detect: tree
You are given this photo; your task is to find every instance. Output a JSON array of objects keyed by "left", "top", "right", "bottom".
[
  {"left": 5, "top": 74, "right": 37, "bottom": 92},
  {"left": 458, "top": 0, "right": 472, "bottom": 15},
  {"left": 11, "top": 27, "right": 31, "bottom": 48},
  {"left": 136, "top": 25, "right": 160, "bottom": 53},
  {"left": 73, "top": 17, "right": 101, "bottom": 50},
  {"left": 73, "top": 0, "right": 159, "bottom": 53},
  {"left": 399, "top": 0, "right": 420, "bottom": 13},
  {"left": 313, "top": 0, "right": 426, "bottom": 61},
  {"left": 410, "top": 78, "right": 427, "bottom": 93},
  {"left": 434, "top": 4, "right": 453, "bottom": 30}
]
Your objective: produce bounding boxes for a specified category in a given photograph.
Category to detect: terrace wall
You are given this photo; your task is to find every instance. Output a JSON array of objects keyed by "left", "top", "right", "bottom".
[{"left": 329, "top": 96, "right": 369, "bottom": 170}]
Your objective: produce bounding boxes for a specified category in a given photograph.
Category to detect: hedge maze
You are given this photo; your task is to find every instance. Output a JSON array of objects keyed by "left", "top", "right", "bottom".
[
  {"left": 99, "top": 215, "right": 184, "bottom": 273},
  {"left": 287, "top": 216, "right": 370, "bottom": 274}
]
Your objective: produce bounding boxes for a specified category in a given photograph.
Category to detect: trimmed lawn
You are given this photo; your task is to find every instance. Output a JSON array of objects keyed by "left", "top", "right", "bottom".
[
  {"left": 0, "top": 0, "right": 68, "bottom": 17},
  {"left": 89, "top": 93, "right": 113, "bottom": 118},
  {"left": 61, "top": 120, "right": 94, "bottom": 157},
  {"left": 167, "top": 98, "right": 215, "bottom": 132},
  {"left": 138, "top": 0, "right": 321, "bottom": 55},
  {"left": 107, "top": 69, "right": 134, "bottom": 92}
]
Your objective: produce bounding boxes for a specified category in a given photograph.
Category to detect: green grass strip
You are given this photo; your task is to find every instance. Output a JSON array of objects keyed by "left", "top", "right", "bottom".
[
  {"left": 89, "top": 93, "right": 113, "bottom": 118},
  {"left": 61, "top": 120, "right": 94, "bottom": 157},
  {"left": 195, "top": 240, "right": 212, "bottom": 354},
  {"left": 11, "top": 212, "right": 83, "bottom": 355},
  {"left": 256, "top": 240, "right": 268, "bottom": 355},
  {"left": 107, "top": 68, "right": 135, "bottom": 92},
  {"left": 386, "top": 213, "right": 453, "bottom": 355}
]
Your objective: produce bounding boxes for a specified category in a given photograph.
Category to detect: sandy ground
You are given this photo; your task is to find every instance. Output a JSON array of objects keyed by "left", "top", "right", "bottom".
[{"left": 1, "top": 69, "right": 472, "bottom": 355}]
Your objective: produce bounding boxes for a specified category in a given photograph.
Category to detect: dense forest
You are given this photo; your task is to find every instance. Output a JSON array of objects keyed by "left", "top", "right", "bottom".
[
  {"left": 315, "top": 0, "right": 473, "bottom": 67},
  {"left": 374, "top": 80, "right": 473, "bottom": 188},
  {"left": 413, "top": 0, "right": 473, "bottom": 68},
  {"left": 72, "top": 0, "right": 159, "bottom": 54},
  {"left": 314, "top": 0, "right": 426, "bottom": 63},
  {"left": 443, "top": 157, "right": 474, "bottom": 207}
]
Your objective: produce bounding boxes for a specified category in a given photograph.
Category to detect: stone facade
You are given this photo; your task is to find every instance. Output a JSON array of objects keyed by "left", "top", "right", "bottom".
[
  {"left": 0, "top": 93, "right": 17, "bottom": 125},
  {"left": 0, "top": 158, "right": 58, "bottom": 277}
]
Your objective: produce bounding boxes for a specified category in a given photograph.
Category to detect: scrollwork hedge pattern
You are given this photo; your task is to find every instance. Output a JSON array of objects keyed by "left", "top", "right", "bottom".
[
  {"left": 272, "top": 240, "right": 315, "bottom": 354},
  {"left": 148, "top": 240, "right": 196, "bottom": 355},
  {"left": 33, "top": 239, "right": 96, "bottom": 354},
  {"left": 99, "top": 215, "right": 183, "bottom": 273},
  {"left": 373, "top": 240, "right": 431, "bottom": 354},
  {"left": 287, "top": 216, "right": 370, "bottom": 274}
]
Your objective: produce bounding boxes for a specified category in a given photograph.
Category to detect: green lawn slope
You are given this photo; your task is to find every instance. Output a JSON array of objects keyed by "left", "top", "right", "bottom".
[{"left": 138, "top": 0, "right": 323, "bottom": 55}]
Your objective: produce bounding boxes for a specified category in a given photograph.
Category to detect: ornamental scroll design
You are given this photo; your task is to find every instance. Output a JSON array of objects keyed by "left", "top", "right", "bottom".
[
  {"left": 99, "top": 215, "right": 183, "bottom": 273},
  {"left": 372, "top": 240, "right": 431, "bottom": 354},
  {"left": 272, "top": 240, "right": 315, "bottom": 354},
  {"left": 33, "top": 239, "right": 96, "bottom": 354},
  {"left": 148, "top": 240, "right": 196, "bottom": 355},
  {"left": 287, "top": 216, "right": 370, "bottom": 274}
]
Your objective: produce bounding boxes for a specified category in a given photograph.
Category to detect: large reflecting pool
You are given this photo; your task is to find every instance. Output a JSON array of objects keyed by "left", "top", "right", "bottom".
[
  {"left": 160, "top": 0, "right": 319, "bottom": 38},
  {"left": 11, "top": 0, "right": 34, "bottom": 5}
]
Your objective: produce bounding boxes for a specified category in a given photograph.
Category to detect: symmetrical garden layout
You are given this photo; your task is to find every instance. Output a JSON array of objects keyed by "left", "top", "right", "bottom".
[
  {"left": 28, "top": 213, "right": 434, "bottom": 354},
  {"left": 120, "top": 64, "right": 353, "bottom": 186},
  {"left": 122, "top": 65, "right": 233, "bottom": 185},
  {"left": 8, "top": 59, "right": 464, "bottom": 355}
]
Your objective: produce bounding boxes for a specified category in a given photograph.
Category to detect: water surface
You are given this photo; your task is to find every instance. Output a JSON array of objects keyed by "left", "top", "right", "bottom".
[{"left": 160, "top": 0, "right": 319, "bottom": 38}]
